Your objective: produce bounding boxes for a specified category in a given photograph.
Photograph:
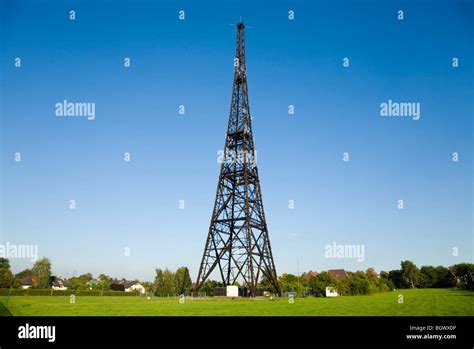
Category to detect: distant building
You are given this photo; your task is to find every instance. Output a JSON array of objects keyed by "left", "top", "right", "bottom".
[
  {"left": 109, "top": 279, "right": 145, "bottom": 294},
  {"left": 109, "top": 280, "right": 125, "bottom": 291},
  {"left": 302, "top": 271, "right": 318, "bottom": 280},
  {"left": 328, "top": 269, "right": 349, "bottom": 280},
  {"left": 124, "top": 281, "right": 145, "bottom": 294},
  {"left": 325, "top": 286, "right": 338, "bottom": 297},
  {"left": 213, "top": 285, "right": 251, "bottom": 297},
  {"left": 50, "top": 276, "right": 70, "bottom": 291},
  {"left": 20, "top": 276, "right": 33, "bottom": 289},
  {"left": 226, "top": 285, "right": 239, "bottom": 297}
]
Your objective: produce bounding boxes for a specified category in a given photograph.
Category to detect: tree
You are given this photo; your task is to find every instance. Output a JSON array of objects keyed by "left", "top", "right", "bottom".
[
  {"left": 31, "top": 258, "right": 52, "bottom": 289},
  {"left": 67, "top": 273, "right": 95, "bottom": 290},
  {"left": 388, "top": 269, "right": 403, "bottom": 289},
  {"left": 259, "top": 274, "right": 277, "bottom": 293},
  {"left": 450, "top": 263, "right": 474, "bottom": 290},
  {"left": 200, "top": 280, "right": 223, "bottom": 296},
  {"left": 11, "top": 278, "right": 21, "bottom": 289},
  {"left": 80, "top": 273, "right": 93, "bottom": 281},
  {"left": 340, "top": 271, "right": 371, "bottom": 295},
  {"left": 0, "top": 258, "right": 10, "bottom": 270},
  {"left": 433, "top": 266, "right": 453, "bottom": 288},
  {"left": 14, "top": 269, "right": 32, "bottom": 280},
  {"left": 175, "top": 267, "right": 192, "bottom": 295},
  {"left": 142, "top": 281, "right": 154, "bottom": 293},
  {"left": 420, "top": 266, "right": 453, "bottom": 288},
  {"left": 96, "top": 274, "right": 112, "bottom": 291},
  {"left": 68, "top": 277, "right": 85, "bottom": 290},
  {"left": 154, "top": 269, "right": 164, "bottom": 294},
  {"left": 419, "top": 266, "right": 436, "bottom": 288},
  {"left": 380, "top": 271, "right": 395, "bottom": 290},
  {"left": 307, "top": 272, "right": 336, "bottom": 297},
  {"left": 154, "top": 268, "right": 176, "bottom": 295},
  {"left": 0, "top": 258, "right": 14, "bottom": 288},
  {"left": 400, "top": 260, "right": 421, "bottom": 288},
  {"left": 278, "top": 273, "right": 300, "bottom": 294},
  {"left": 365, "top": 268, "right": 390, "bottom": 293}
]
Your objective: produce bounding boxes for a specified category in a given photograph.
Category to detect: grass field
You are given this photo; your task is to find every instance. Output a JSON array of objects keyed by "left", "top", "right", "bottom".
[{"left": 1, "top": 289, "right": 472, "bottom": 316}]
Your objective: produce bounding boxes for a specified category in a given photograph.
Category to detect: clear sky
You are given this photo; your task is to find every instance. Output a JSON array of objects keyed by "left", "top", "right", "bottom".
[{"left": 1, "top": 0, "right": 472, "bottom": 281}]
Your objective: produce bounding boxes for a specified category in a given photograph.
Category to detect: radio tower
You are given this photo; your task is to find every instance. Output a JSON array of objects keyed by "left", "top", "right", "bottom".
[{"left": 195, "top": 22, "right": 280, "bottom": 296}]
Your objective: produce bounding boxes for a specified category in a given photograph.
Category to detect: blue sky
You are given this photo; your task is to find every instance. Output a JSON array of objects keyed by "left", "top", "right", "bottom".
[{"left": 1, "top": 0, "right": 472, "bottom": 281}]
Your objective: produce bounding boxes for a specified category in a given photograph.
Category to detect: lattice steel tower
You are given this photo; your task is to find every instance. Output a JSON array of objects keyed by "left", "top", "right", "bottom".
[{"left": 195, "top": 22, "right": 280, "bottom": 296}]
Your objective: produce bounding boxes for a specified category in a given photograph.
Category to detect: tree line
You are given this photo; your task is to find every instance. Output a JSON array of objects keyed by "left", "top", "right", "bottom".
[
  {"left": 0, "top": 257, "right": 143, "bottom": 291},
  {"left": 386, "top": 261, "right": 473, "bottom": 290},
  {"left": 0, "top": 257, "right": 53, "bottom": 289},
  {"left": 258, "top": 261, "right": 473, "bottom": 297},
  {"left": 0, "top": 257, "right": 194, "bottom": 296},
  {"left": 1, "top": 257, "right": 472, "bottom": 297}
]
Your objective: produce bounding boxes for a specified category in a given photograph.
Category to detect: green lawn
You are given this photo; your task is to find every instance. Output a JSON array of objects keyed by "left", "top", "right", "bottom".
[{"left": 1, "top": 288, "right": 472, "bottom": 316}]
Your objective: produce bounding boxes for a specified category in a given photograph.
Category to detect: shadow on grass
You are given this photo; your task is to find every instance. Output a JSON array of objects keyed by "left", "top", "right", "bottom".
[
  {"left": 0, "top": 302, "right": 12, "bottom": 316},
  {"left": 448, "top": 289, "right": 474, "bottom": 297}
]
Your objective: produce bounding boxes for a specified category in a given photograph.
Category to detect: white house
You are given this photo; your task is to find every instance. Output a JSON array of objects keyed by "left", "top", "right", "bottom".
[
  {"left": 325, "top": 286, "right": 338, "bottom": 297},
  {"left": 20, "top": 276, "right": 33, "bottom": 289},
  {"left": 51, "top": 276, "right": 70, "bottom": 291},
  {"left": 124, "top": 281, "right": 146, "bottom": 294}
]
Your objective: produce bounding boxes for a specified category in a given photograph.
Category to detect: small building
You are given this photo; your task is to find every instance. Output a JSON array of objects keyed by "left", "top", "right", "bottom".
[
  {"left": 328, "top": 269, "right": 349, "bottom": 280},
  {"left": 226, "top": 285, "right": 239, "bottom": 297},
  {"left": 214, "top": 285, "right": 250, "bottom": 297},
  {"left": 109, "top": 279, "right": 125, "bottom": 291},
  {"left": 325, "top": 286, "right": 338, "bottom": 297},
  {"left": 302, "top": 271, "right": 318, "bottom": 280},
  {"left": 50, "top": 276, "right": 70, "bottom": 291},
  {"left": 110, "top": 279, "right": 145, "bottom": 294},
  {"left": 124, "top": 281, "right": 145, "bottom": 294},
  {"left": 20, "top": 276, "right": 33, "bottom": 289}
]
